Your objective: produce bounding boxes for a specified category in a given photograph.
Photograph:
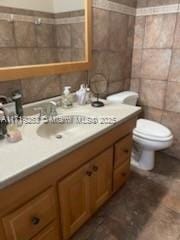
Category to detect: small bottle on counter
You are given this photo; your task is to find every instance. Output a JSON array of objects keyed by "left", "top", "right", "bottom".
[
  {"left": 62, "top": 86, "right": 73, "bottom": 109},
  {"left": 76, "top": 84, "right": 87, "bottom": 105},
  {"left": 12, "top": 92, "right": 23, "bottom": 117}
]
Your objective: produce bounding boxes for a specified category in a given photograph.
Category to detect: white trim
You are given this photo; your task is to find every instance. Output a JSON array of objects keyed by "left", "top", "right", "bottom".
[
  {"left": 0, "top": 1, "right": 179, "bottom": 24},
  {"left": 136, "top": 4, "right": 179, "bottom": 16},
  {"left": 0, "top": 13, "right": 85, "bottom": 25},
  {"left": 93, "top": 0, "right": 136, "bottom": 16},
  {"left": 55, "top": 16, "right": 85, "bottom": 25}
]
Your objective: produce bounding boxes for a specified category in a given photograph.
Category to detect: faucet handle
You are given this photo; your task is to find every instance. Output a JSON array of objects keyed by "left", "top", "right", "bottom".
[{"left": 33, "top": 106, "right": 46, "bottom": 117}]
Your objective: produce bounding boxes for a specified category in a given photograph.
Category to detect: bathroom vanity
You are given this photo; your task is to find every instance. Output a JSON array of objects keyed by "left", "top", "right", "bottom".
[{"left": 0, "top": 101, "right": 140, "bottom": 240}]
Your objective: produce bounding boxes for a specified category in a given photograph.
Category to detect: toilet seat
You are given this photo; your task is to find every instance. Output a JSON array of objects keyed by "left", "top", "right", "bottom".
[{"left": 133, "top": 119, "right": 173, "bottom": 142}]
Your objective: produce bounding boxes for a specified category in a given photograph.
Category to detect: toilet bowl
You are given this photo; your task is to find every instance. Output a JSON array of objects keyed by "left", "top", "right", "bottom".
[
  {"left": 132, "top": 119, "right": 173, "bottom": 170},
  {"left": 107, "top": 91, "right": 173, "bottom": 171}
]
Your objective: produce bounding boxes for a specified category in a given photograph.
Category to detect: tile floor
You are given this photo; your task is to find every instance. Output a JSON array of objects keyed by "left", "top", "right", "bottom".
[{"left": 72, "top": 152, "right": 180, "bottom": 240}]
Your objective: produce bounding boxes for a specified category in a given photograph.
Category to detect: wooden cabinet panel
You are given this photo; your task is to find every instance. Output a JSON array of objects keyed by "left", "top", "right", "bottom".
[
  {"left": 114, "top": 134, "right": 133, "bottom": 168},
  {"left": 33, "top": 223, "right": 60, "bottom": 240},
  {"left": 113, "top": 160, "right": 130, "bottom": 193},
  {"left": 58, "top": 163, "right": 91, "bottom": 240},
  {"left": 91, "top": 148, "right": 113, "bottom": 212},
  {"left": 3, "top": 188, "right": 56, "bottom": 240}
]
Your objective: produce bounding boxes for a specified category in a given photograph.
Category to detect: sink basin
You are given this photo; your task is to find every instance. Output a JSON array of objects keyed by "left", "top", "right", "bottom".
[
  {"left": 37, "top": 122, "right": 79, "bottom": 138},
  {"left": 37, "top": 115, "right": 93, "bottom": 139}
]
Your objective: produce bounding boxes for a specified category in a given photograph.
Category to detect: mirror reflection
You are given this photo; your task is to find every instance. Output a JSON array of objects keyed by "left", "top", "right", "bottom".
[{"left": 0, "top": 0, "right": 85, "bottom": 67}]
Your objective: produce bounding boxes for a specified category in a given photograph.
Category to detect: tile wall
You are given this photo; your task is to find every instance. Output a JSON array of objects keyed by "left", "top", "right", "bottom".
[
  {"left": 0, "top": 7, "right": 85, "bottom": 67},
  {"left": 130, "top": 0, "right": 180, "bottom": 159},
  {"left": 0, "top": 0, "right": 135, "bottom": 104}
]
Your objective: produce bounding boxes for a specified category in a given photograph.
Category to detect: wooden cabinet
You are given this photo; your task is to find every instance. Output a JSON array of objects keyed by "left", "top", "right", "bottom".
[
  {"left": 113, "top": 160, "right": 130, "bottom": 193},
  {"left": 58, "top": 148, "right": 113, "bottom": 240},
  {"left": 2, "top": 188, "right": 56, "bottom": 240},
  {"left": 32, "top": 223, "right": 59, "bottom": 240},
  {"left": 113, "top": 134, "right": 133, "bottom": 193},
  {"left": 0, "top": 118, "right": 137, "bottom": 240},
  {"left": 58, "top": 163, "right": 91, "bottom": 240},
  {"left": 114, "top": 134, "right": 133, "bottom": 168},
  {"left": 91, "top": 148, "right": 113, "bottom": 212}
]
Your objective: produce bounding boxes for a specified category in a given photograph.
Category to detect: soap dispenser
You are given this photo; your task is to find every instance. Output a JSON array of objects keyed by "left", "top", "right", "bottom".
[
  {"left": 76, "top": 84, "right": 87, "bottom": 105},
  {"left": 62, "top": 86, "right": 73, "bottom": 109}
]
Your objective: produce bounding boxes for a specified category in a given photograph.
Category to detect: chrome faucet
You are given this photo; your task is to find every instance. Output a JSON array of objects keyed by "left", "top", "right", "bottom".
[
  {"left": 46, "top": 101, "right": 58, "bottom": 118},
  {"left": 35, "top": 101, "right": 58, "bottom": 120}
]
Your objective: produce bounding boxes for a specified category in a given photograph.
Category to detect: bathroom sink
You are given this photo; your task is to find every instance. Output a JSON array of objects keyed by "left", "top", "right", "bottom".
[
  {"left": 37, "top": 122, "right": 78, "bottom": 138},
  {"left": 36, "top": 115, "right": 94, "bottom": 139}
]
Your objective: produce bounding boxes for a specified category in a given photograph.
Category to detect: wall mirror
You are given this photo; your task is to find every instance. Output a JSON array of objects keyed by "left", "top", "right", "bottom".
[{"left": 0, "top": 0, "right": 92, "bottom": 81}]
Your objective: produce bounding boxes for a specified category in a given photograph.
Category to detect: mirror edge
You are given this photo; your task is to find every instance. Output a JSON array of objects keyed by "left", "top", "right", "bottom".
[{"left": 0, "top": 0, "right": 92, "bottom": 82}]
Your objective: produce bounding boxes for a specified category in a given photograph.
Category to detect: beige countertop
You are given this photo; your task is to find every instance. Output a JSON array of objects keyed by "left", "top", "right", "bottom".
[{"left": 0, "top": 99, "right": 141, "bottom": 190}]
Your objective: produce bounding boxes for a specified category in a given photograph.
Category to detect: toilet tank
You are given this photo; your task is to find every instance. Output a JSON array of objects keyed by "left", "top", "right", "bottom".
[{"left": 107, "top": 91, "right": 139, "bottom": 106}]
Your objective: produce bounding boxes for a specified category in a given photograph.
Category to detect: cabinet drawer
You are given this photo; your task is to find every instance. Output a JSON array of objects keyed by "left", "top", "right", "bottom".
[
  {"left": 32, "top": 223, "right": 59, "bottom": 240},
  {"left": 114, "top": 134, "right": 133, "bottom": 169},
  {"left": 3, "top": 188, "right": 56, "bottom": 240},
  {"left": 113, "top": 160, "right": 130, "bottom": 193}
]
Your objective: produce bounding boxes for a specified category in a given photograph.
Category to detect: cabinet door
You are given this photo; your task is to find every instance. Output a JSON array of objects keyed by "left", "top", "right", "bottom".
[
  {"left": 32, "top": 223, "right": 59, "bottom": 240},
  {"left": 114, "top": 134, "right": 133, "bottom": 168},
  {"left": 113, "top": 160, "right": 130, "bottom": 193},
  {"left": 58, "top": 162, "right": 91, "bottom": 240},
  {"left": 91, "top": 148, "right": 113, "bottom": 212}
]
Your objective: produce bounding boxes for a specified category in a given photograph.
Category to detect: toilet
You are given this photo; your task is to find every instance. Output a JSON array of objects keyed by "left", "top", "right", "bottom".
[{"left": 107, "top": 91, "right": 173, "bottom": 171}]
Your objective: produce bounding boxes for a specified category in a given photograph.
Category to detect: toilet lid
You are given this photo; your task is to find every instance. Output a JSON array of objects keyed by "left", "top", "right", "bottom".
[{"left": 134, "top": 119, "right": 172, "bottom": 140}]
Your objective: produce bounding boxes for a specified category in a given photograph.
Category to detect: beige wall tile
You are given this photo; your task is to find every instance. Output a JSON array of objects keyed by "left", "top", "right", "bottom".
[
  {"left": 131, "top": 49, "right": 142, "bottom": 78},
  {"left": 147, "top": 0, "right": 179, "bottom": 7},
  {"left": 161, "top": 111, "right": 180, "bottom": 159},
  {"left": 0, "top": 20, "right": 15, "bottom": 47},
  {"left": 56, "top": 24, "right": 71, "bottom": 48},
  {"left": 88, "top": 51, "right": 110, "bottom": 81},
  {"left": 169, "top": 49, "right": 180, "bottom": 82},
  {"left": 0, "top": 48, "right": 18, "bottom": 67},
  {"left": 107, "top": 80, "right": 124, "bottom": 95},
  {"left": 143, "top": 106, "right": 163, "bottom": 122},
  {"left": 140, "top": 79, "right": 167, "bottom": 109},
  {"left": 21, "top": 75, "right": 61, "bottom": 103},
  {"left": 61, "top": 72, "right": 87, "bottom": 92},
  {"left": 0, "top": 80, "right": 22, "bottom": 98},
  {"left": 14, "top": 22, "right": 36, "bottom": 47},
  {"left": 93, "top": 8, "right": 109, "bottom": 50},
  {"left": 71, "top": 23, "right": 85, "bottom": 49},
  {"left": 144, "top": 14, "right": 176, "bottom": 49},
  {"left": 130, "top": 78, "right": 141, "bottom": 92},
  {"left": 141, "top": 49, "right": 172, "bottom": 80},
  {"left": 109, "top": 12, "right": 128, "bottom": 52},
  {"left": 173, "top": 14, "right": 180, "bottom": 48},
  {"left": 38, "top": 48, "right": 58, "bottom": 64},
  {"left": 17, "top": 48, "right": 39, "bottom": 65},
  {"left": 108, "top": 52, "right": 126, "bottom": 82},
  {"left": 165, "top": 82, "right": 180, "bottom": 113},
  {"left": 36, "top": 24, "right": 56, "bottom": 47},
  {"left": 134, "top": 17, "right": 145, "bottom": 49},
  {"left": 110, "top": 0, "right": 137, "bottom": 7}
]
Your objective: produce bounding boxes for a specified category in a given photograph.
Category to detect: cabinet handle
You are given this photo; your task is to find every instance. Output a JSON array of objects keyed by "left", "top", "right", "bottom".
[
  {"left": 122, "top": 172, "right": 127, "bottom": 177},
  {"left": 31, "top": 217, "right": 40, "bottom": 225},
  {"left": 86, "top": 171, "right": 92, "bottom": 176},
  {"left": 124, "top": 149, "right": 129, "bottom": 154},
  {"left": 93, "top": 166, "right": 98, "bottom": 172}
]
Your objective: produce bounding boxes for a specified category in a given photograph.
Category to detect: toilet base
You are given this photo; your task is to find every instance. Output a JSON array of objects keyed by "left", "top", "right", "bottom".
[{"left": 131, "top": 149, "right": 155, "bottom": 171}]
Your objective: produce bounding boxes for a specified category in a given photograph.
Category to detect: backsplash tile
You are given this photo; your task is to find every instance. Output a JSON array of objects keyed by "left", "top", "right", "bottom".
[{"left": 21, "top": 75, "right": 61, "bottom": 103}]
